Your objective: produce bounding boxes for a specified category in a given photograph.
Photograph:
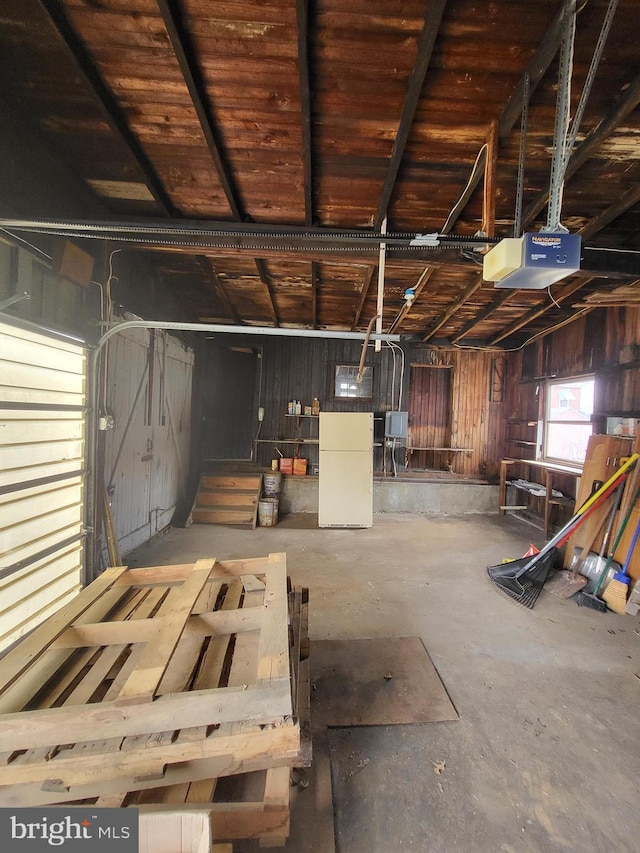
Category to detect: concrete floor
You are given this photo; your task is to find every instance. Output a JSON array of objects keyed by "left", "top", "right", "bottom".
[{"left": 128, "top": 512, "right": 640, "bottom": 853}]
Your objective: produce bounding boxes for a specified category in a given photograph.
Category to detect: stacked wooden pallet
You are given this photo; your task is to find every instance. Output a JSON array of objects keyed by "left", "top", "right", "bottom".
[
  {"left": 191, "top": 473, "right": 263, "bottom": 528},
  {"left": 0, "top": 553, "right": 310, "bottom": 848}
]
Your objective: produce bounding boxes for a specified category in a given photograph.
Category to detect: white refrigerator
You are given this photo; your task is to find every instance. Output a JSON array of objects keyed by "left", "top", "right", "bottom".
[{"left": 318, "top": 412, "right": 373, "bottom": 528}]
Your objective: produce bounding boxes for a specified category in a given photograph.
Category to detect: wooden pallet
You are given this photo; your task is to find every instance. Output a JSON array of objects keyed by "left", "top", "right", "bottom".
[
  {"left": 0, "top": 554, "right": 298, "bottom": 806},
  {"left": 191, "top": 474, "right": 263, "bottom": 528},
  {"left": 47, "top": 585, "right": 311, "bottom": 850}
]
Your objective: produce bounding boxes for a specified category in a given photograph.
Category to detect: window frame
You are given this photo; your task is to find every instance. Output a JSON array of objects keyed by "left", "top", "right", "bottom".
[
  {"left": 334, "top": 364, "right": 374, "bottom": 400},
  {"left": 542, "top": 374, "right": 595, "bottom": 465}
]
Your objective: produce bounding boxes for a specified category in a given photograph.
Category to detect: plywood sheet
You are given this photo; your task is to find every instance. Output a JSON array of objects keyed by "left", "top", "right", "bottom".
[{"left": 311, "top": 637, "right": 458, "bottom": 726}]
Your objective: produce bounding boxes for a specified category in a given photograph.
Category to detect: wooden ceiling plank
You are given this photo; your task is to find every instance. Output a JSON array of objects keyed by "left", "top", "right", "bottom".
[
  {"left": 156, "top": 0, "right": 243, "bottom": 220},
  {"left": 488, "top": 278, "right": 592, "bottom": 346},
  {"left": 311, "top": 261, "right": 318, "bottom": 329},
  {"left": 296, "top": 0, "right": 313, "bottom": 226},
  {"left": 374, "top": 0, "right": 447, "bottom": 229},
  {"left": 37, "top": 0, "right": 177, "bottom": 217},
  {"left": 254, "top": 258, "right": 279, "bottom": 326},
  {"left": 388, "top": 267, "right": 433, "bottom": 334},
  {"left": 441, "top": 3, "right": 568, "bottom": 234},
  {"left": 351, "top": 0, "right": 446, "bottom": 331},
  {"left": 578, "top": 183, "right": 640, "bottom": 242},
  {"left": 521, "top": 71, "right": 640, "bottom": 230},
  {"left": 422, "top": 273, "right": 484, "bottom": 342},
  {"left": 196, "top": 256, "right": 243, "bottom": 325},
  {"left": 450, "top": 290, "right": 516, "bottom": 344}
]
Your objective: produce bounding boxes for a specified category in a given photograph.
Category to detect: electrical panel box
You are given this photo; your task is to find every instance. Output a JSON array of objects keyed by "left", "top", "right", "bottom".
[{"left": 385, "top": 410, "right": 408, "bottom": 439}]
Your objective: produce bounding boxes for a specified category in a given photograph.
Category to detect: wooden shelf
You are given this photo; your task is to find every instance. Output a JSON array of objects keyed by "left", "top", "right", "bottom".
[
  {"left": 499, "top": 458, "right": 581, "bottom": 538},
  {"left": 285, "top": 414, "right": 319, "bottom": 418}
]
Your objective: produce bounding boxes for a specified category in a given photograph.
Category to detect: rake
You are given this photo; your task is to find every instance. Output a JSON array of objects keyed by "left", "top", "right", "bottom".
[{"left": 488, "top": 454, "right": 638, "bottom": 608}]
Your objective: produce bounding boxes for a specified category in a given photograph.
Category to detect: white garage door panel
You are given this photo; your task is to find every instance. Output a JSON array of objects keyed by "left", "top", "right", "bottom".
[
  {"left": 0, "top": 319, "right": 86, "bottom": 653},
  {"left": 0, "top": 545, "right": 82, "bottom": 628}
]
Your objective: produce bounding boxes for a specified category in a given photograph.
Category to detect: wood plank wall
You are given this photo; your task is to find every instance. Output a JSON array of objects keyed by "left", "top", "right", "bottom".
[{"left": 195, "top": 336, "right": 510, "bottom": 479}]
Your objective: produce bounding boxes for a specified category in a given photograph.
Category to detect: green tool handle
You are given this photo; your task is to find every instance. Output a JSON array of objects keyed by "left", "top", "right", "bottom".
[{"left": 593, "top": 482, "right": 640, "bottom": 596}]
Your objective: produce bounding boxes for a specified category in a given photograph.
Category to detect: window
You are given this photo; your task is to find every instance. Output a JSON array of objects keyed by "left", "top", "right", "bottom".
[
  {"left": 543, "top": 376, "right": 595, "bottom": 464},
  {"left": 334, "top": 365, "right": 373, "bottom": 399}
]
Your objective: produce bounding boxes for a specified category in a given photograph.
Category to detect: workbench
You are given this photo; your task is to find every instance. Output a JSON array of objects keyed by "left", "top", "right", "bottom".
[{"left": 499, "top": 458, "right": 582, "bottom": 538}]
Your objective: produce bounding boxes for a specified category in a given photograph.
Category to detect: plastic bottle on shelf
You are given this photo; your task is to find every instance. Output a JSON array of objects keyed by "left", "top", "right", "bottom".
[
  {"left": 312, "top": 397, "right": 320, "bottom": 416},
  {"left": 287, "top": 401, "right": 293, "bottom": 415}
]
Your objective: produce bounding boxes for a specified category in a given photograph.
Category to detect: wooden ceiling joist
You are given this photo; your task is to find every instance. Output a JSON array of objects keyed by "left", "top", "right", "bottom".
[
  {"left": 578, "top": 183, "right": 640, "bottom": 242},
  {"left": 488, "top": 278, "right": 593, "bottom": 346},
  {"left": 254, "top": 259, "right": 280, "bottom": 326},
  {"left": 351, "top": 0, "right": 447, "bottom": 331},
  {"left": 422, "top": 273, "right": 484, "bottom": 343},
  {"left": 450, "top": 290, "right": 516, "bottom": 344},
  {"left": 196, "top": 256, "right": 243, "bottom": 326},
  {"left": 296, "top": 0, "right": 314, "bottom": 226},
  {"left": 38, "top": 0, "right": 177, "bottom": 217},
  {"left": 521, "top": 71, "right": 640, "bottom": 230},
  {"left": 388, "top": 267, "right": 433, "bottom": 334},
  {"left": 442, "top": 3, "right": 569, "bottom": 235},
  {"left": 156, "top": 0, "right": 243, "bottom": 221}
]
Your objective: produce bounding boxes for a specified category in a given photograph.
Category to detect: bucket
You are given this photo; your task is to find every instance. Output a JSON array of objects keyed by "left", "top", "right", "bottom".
[
  {"left": 258, "top": 497, "right": 279, "bottom": 527},
  {"left": 263, "top": 472, "right": 282, "bottom": 496}
]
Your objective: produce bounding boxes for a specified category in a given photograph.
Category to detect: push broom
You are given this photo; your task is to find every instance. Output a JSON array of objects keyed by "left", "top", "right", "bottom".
[{"left": 487, "top": 453, "right": 639, "bottom": 608}]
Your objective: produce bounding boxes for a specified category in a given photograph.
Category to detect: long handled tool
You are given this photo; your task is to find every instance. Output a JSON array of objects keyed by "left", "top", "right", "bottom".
[
  {"left": 488, "top": 454, "right": 638, "bottom": 608},
  {"left": 577, "top": 480, "right": 640, "bottom": 611}
]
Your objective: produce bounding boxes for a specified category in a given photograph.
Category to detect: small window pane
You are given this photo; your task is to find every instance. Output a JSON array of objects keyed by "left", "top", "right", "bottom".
[
  {"left": 334, "top": 365, "right": 373, "bottom": 399},
  {"left": 544, "top": 377, "right": 594, "bottom": 463}
]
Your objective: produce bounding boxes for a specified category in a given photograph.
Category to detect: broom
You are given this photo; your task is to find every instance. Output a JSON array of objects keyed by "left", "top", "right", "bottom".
[
  {"left": 577, "top": 481, "right": 640, "bottom": 611},
  {"left": 488, "top": 454, "right": 638, "bottom": 608}
]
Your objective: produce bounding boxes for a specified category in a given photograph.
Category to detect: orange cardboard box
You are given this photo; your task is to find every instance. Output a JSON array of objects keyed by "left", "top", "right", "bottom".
[{"left": 293, "top": 457, "right": 307, "bottom": 475}]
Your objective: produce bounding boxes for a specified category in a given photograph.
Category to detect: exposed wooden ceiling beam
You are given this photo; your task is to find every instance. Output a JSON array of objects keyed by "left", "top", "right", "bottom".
[
  {"left": 311, "top": 261, "right": 318, "bottom": 329},
  {"left": 156, "top": 0, "right": 280, "bottom": 326},
  {"left": 156, "top": 0, "right": 243, "bottom": 220},
  {"left": 196, "top": 256, "right": 243, "bottom": 325},
  {"left": 441, "top": 4, "right": 568, "bottom": 235},
  {"left": 422, "top": 273, "right": 485, "bottom": 342},
  {"left": 351, "top": 0, "right": 446, "bottom": 331},
  {"left": 488, "top": 278, "right": 592, "bottom": 346},
  {"left": 578, "top": 183, "right": 640, "bottom": 241},
  {"left": 521, "top": 71, "right": 640, "bottom": 230},
  {"left": 450, "top": 290, "right": 515, "bottom": 344},
  {"left": 388, "top": 267, "right": 433, "bottom": 334},
  {"left": 296, "top": 0, "right": 313, "bottom": 226},
  {"left": 254, "top": 259, "right": 279, "bottom": 326},
  {"left": 37, "top": 0, "right": 177, "bottom": 217}
]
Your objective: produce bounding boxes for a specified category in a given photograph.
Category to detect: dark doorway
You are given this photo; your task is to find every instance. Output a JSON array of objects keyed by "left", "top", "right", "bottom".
[
  {"left": 407, "top": 365, "right": 453, "bottom": 470},
  {"left": 201, "top": 344, "right": 259, "bottom": 461}
]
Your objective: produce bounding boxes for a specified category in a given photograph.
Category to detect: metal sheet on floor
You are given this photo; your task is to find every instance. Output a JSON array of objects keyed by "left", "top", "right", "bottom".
[{"left": 311, "top": 637, "right": 459, "bottom": 726}]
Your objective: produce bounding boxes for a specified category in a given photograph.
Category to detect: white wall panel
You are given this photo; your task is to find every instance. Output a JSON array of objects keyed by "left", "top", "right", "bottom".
[{"left": 0, "top": 320, "right": 86, "bottom": 652}]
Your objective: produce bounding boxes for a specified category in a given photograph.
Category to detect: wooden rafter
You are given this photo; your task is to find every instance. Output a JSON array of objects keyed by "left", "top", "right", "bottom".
[
  {"left": 578, "top": 183, "right": 640, "bottom": 242},
  {"left": 521, "top": 71, "right": 640, "bottom": 230},
  {"left": 38, "top": 0, "right": 176, "bottom": 217},
  {"left": 156, "top": 0, "right": 243, "bottom": 220},
  {"left": 351, "top": 0, "right": 447, "bottom": 331},
  {"left": 311, "top": 261, "right": 318, "bottom": 329},
  {"left": 422, "top": 273, "right": 484, "bottom": 343},
  {"left": 387, "top": 267, "right": 433, "bottom": 334},
  {"left": 441, "top": 3, "right": 568, "bottom": 235},
  {"left": 450, "top": 290, "right": 516, "bottom": 344},
  {"left": 254, "top": 259, "right": 279, "bottom": 326},
  {"left": 196, "top": 257, "right": 243, "bottom": 325},
  {"left": 488, "top": 278, "right": 593, "bottom": 346},
  {"left": 296, "top": 0, "right": 313, "bottom": 226}
]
